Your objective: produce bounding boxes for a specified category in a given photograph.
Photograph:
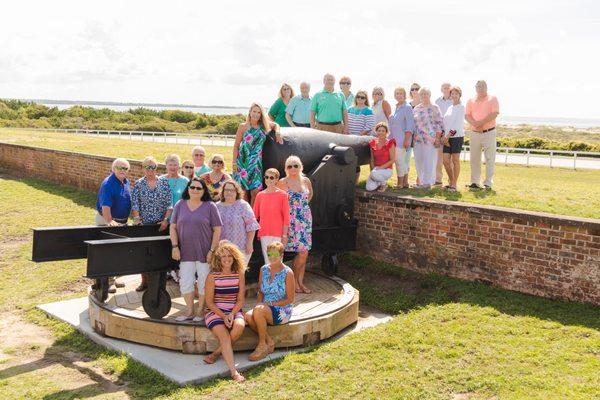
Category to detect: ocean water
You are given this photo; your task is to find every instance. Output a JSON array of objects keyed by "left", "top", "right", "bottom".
[{"left": 38, "top": 102, "right": 600, "bottom": 128}]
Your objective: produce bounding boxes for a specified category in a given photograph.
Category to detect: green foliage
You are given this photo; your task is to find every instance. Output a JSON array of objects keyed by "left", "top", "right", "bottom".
[{"left": 158, "top": 109, "right": 197, "bottom": 123}]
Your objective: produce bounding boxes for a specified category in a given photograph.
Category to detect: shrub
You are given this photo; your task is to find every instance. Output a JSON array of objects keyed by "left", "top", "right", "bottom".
[{"left": 159, "top": 110, "right": 197, "bottom": 124}]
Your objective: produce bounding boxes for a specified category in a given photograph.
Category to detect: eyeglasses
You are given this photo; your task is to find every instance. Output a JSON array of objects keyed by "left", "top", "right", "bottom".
[
  {"left": 267, "top": 252, "right": 280, "bottom": 258},
  {"left": 115, "top": 166, "right": 129, "bottom": 171},
  {"left": 189, "top": 185, "right": 204, "bottom": 191},
  {"left": 212, "top": 160, "right": 224, "bottom": 165},
  {"left": 193, "top": 153, "right": 205, "bottom": 157},
  {"left": 340, "top": 82, "right": 351, "bottom": 85},
  {"left": 183, "top": 166, "right": 194, "bottom": 169},
  {"left": 265, "top": 175, "right": 277, "bottom": 180},
  {"left": 410, "top": 88, "right": 420, "bottom": 92},
  {"left": 356, "top": 96, "right": 366, "bottom": 100},
  {"left": 286, "top": 164, "right": 300, "bottom": 169},
  {"left": 144, "top": 165, "right": 157, "bottom": 170}
]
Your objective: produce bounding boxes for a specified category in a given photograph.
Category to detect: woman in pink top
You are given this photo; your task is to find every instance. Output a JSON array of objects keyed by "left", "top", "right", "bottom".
[
  {"left": 366, "top": 122, "right": 396, "bottom": 192},
  {"left": 252, "top": 168, "right": 290, "bottom": 264}
]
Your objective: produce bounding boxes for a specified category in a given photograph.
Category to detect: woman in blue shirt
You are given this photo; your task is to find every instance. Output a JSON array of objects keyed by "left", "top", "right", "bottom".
[{"left": 389, "top": 88, "right": 417, "bottom": 188}]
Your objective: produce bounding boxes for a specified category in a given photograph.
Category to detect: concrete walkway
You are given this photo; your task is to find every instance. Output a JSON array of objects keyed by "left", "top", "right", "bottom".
[{"left": 38, "top": 296, "right": 392, "bottom": 386}]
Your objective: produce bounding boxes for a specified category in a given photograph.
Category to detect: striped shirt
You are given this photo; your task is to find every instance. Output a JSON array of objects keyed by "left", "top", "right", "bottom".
[
  {"left": 204, "top": 272, "right": 242, "bottom": 329},
  {"left": 347, "top": 106, "right": 375, "bottom": 136}
]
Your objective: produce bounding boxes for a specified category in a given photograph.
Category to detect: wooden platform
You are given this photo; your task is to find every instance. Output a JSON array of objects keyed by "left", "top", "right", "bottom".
[{"left": 88, "top": 272, "right": 359, "bottom": 354}]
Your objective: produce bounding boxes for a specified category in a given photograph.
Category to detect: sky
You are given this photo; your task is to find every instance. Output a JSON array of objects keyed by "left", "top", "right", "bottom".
[{"left": 1, "top": 0, "right": 599, "bottom": 119}]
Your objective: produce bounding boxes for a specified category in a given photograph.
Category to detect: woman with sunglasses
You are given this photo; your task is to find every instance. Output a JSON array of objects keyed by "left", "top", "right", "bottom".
[
  {"left": 233, "top": 103, "right": 282, "bottom": 206},
  {"left": 412, "top": 87, "right": 445, "bottom": 188},
  {"left": 278, "top": 156, "right": 313, "bottom": 294},
  {"left": 366, "top": 122, "right": 396, "bottom": 192},
  {"left": 203, "top": 241, "right": 247, "bottom": 382},
  {"left": 253, "top": 168, "right": 290, "bottom": 264},
  {"left": 200, "top": 154, "right": 231, "bottom": 201},
  {"left": 409, "top": 83, "right": 421, "bottom": 109},
  {"left": 217, "top": 180, "right": 259, "bottom": 265},
  {"left": 347, "top": 90, "right": 375, "bottom": 136},
  {"left": 245, "top": 241, "right": 295, "bottom": 361},
  {"left": 268, "top": 83, "right": 294, "bottom": 127},
  {"left": 131, "top": 156, "right": 173, "bottom": 291},
  {"left": 170, "top": 178, "right": 222, "bottom": 322},
  {"left": 372, "top": 86, "right": 392, "bottom": 127},
  {"left": 181, "top": 159, "right": 195, "bottom": 180},
  {"left": 339, "top": 76, "right": 354, "bottom": 109}
]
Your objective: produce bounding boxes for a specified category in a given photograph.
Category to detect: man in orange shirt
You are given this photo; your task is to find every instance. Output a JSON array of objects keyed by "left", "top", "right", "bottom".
[{"left": 465, "top": 80, "right": 499, "bottom": 189}]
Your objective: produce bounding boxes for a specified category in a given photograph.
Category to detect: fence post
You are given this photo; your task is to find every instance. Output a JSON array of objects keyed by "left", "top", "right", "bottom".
[
  {"left": 573, "top": 152, "right": 577, "bottom": 170},
  {"left": 526, "top": 150, "right": 530, "bottom": 167},
  {"left": 505, "top": 148, "right": 508, "bottom": 165},
  {"left": 549, "top": 151, "right": 553, "bottom": 168}
]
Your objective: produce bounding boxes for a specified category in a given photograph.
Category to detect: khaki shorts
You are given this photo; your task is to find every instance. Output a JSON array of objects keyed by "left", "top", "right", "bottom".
[{"left": 315, "top": 122, "right": 344, "bottom": 134}]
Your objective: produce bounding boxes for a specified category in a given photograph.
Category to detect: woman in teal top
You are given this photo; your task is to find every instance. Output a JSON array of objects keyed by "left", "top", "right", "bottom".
[
  {"left": 233, "top": 103, "right": 283, "bottom": 205},
  {"left": 163, "top": 154, "right": 189, "bottom": 210},
  {"left": 244, "top": 241, "right": 295, "bottom": 361},
  {"left": 268, "top": 83, "right": 294, "bottom": 127}
]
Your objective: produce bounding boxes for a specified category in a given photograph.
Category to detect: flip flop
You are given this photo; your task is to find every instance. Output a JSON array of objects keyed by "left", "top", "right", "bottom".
[
  {"left": 232, "top": 372, "right": 246, "bottom": 383},
  {"left": 248, "top": 345, "right": 270, "bottom": 361},
  {"left": 175, "top": 315, "right": 194, "bottom": 322},
  {"left": 193, "top": 316, "right": 204, "bottom": 323}
]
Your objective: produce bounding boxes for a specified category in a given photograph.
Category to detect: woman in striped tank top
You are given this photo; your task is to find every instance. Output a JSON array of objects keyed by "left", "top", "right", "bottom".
[{"left": 203, "top": 240, "right": 247, "bottom": 382}]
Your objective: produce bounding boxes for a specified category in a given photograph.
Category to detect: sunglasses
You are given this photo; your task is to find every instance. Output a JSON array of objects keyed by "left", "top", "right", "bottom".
[
  {"left": 373, "top": 92, "right": 383, "bottom": 96},
  {"left": 411, "top": 88, "right": 420, "bottom": 91},
  {"left": 144, "top": 165, "right": 157, "bottom": 170},
  {"left": 189, "top": 185, "right": 204, "bottom": 191},
  {"left": 183, "top": 166, "right": 194, "bottom": 169},
  {"left": 115, "top": 166, "right": 129, "bottom": 171},
  {"left": 286, "top": 164, "right": 300, "bottom": 169},
  {"left": 212, "top": 160, "right": 224, "bottom": 165},
  {"left": 265, "top": 175, "right": 277, "bottom": 180},
  {"left": 340, "top": 82, "right": 351, "bottom": 85},
  {"left": 267, "top": 252, "right": 280, "bottom": 258},
  {"left": 356, "top": 96, "right": 367, "bottom": 100}
]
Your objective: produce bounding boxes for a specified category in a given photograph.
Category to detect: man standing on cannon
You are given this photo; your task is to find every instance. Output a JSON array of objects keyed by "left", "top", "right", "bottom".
[
  {"left": 310, "top": 73, "right": 349, "bottom": 134},
  {"left": 95, "top": 157, "right": 132, "bottom": 293}
]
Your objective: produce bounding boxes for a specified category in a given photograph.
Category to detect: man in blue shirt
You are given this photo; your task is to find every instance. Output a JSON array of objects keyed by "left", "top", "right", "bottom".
[
  {"left": 285, "top": 82, "right": 312, "bottom": 127},
  {"left": 96, "top": 158, "right": 132, "bottom": 226}
]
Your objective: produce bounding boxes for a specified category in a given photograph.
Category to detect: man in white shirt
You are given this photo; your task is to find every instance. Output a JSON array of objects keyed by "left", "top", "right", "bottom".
[{"left": 434, "top": 82, "right": 452, "bottom": 184}]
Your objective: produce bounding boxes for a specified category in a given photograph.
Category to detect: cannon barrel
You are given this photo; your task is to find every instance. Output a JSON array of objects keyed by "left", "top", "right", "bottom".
[{"left": 262, "top": 128, "right": 371, "bottom": 175}]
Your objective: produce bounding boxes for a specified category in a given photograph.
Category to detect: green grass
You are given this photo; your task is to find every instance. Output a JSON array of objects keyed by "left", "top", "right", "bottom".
[
  {"left": 0, "top": 175, "right": 599, "bottom": 399},
  {"left": 2, "top": 128, "right": 599, "bottom": 219}
]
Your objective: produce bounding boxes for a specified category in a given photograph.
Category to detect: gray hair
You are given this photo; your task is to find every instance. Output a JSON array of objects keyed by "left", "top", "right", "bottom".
[
  {"left": 192, "top": 146, "right": 206, "bottom": 155},
  {"left": 418, "top": 87, "right": 431, "bottom": 98},
  {"left": 164, "top": 153, "right": 181, "bottom": 165},
  {"left": 300, "top": 81, "right": 310, "bottom": 89},
  {"left": 111, "top": 158, "right": 130, "bottom": 171}
]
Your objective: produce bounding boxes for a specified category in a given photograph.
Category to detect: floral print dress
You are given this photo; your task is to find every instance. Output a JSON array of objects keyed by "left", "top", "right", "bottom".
[
  {"left": 285, "top": 188, "right": 312, "bottom": 252},
  {"left": 412, "top": 104, "right": 445, "bottom": 146},
  {"left": 261, "top": 264, "right": 293, "bottom": 325},
  {"left": 233, "top": 126, "right": 266, "bottom": 191}
]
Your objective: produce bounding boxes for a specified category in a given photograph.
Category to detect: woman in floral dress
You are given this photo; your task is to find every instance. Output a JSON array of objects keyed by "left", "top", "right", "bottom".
[
  {"left": 232, "top": 103, "right": 282, "bottom": 206},
  {"left": 200, "top": 153, "right": 231, "bottom": 201},
  {"left": 278, "top": 155, "right": 313, "bottom": 294}
]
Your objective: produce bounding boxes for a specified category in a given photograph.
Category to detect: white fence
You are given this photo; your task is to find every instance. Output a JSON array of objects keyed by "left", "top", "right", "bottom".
[{"left": 5, "top": 127, "right": 600, "bottom": 170}]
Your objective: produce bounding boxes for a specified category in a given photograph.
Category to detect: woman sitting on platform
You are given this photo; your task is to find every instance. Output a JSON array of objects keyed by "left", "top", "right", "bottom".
[
  {"left": 245, "top": 241, "right": 295, "bottom": 361},
  {"left": 200, "top": 154, "right": 231, "bottom": 201},
  {"left": 170, "top": 177, "right": 222, "bottom": 323},
  {"left": 203, "top": 240, "right": 247, "bottom": 382},
  {"left": 366, "top": 122, "right": 396, "bottom": 192}
]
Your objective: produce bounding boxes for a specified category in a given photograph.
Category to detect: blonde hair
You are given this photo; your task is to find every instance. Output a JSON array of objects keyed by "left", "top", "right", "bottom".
[
  {"left": 246, "top": 103, "right": 273, "bottom": 132},
  {"left": 372, "top": 86, "right": 385, "bottom": 104},
  {"left": 265, "top": 168, "right": 280, "bottom": 179},
  {"left": 266, "top": 241, "right": 284, "bottom": 255},
  {"left": 165, "top": 153, "right": 181, "bottom": 166},
  {"left": 211, "top": 240, "right": 246, "bottom": 274},
  {"left": 218, "top": 179, "right": 244, "bottom": 202},
  {"left": 410, "top": 83, "right": 421, "bottom": 100},
  {"left": 418, "top": 87, "right": 431, "bottom": 98},
  {"left": 353, "top": 90, "right": 370, "bottom": 107},
  {"left": 285, "top": 155, "right": 303, "bottom": 174},
  {"left": 142, "top": 156, "right": 157, "bottom": 166},
  {"left": 181, "top": 160, "right": 194, "bottom": 178},
  {"left": 394, "top": 87, "right": 407, "bottom": 98},
  {"left": 279, "top": 83, "right": 295, "bottom": 99},
  {"left": 209, "top": 153, "right": 224, "bottom": 164}
]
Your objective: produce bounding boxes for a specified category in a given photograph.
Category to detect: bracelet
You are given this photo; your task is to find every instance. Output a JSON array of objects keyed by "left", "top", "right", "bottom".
[{"left": 172, "top": 244, "right": 179, "bottom": 249}]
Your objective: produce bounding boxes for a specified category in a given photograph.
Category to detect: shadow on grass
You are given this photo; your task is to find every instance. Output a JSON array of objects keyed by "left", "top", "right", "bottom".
[
  {"left": 339, "top": 253, "right": 600, "bottom": 331},
  {"left": 5, "top": 174, "right": 97, "bottom": 209},
  {"left": 387, "top": 185, "right": 497, "bottom": 201}
]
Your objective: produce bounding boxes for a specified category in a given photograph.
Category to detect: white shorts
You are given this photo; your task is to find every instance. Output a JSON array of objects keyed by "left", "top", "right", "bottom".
[{"left": 179, "top": 261, "right": 209, "bottom": 295}]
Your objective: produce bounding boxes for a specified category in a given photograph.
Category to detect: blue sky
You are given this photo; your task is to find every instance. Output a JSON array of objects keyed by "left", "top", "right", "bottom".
[{"left": 1, "top": 0, "right": 599, "bottom": 118}]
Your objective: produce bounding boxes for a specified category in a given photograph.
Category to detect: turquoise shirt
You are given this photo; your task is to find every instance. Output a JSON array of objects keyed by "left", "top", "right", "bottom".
[
  {"left": 165, "top": 175, "right": 189, "bottom": 221},
  {"left": 194, "top": 164, "right": 211, "bottom": 177},
  {"left": 285, "top": 95, "right": 312, "bottom": 124},
  {"left": 310, "top": 89, "right": 347, "bottom": 123},
  {"left": 344, "top": 92, "right": 355, "bottom": 109}
]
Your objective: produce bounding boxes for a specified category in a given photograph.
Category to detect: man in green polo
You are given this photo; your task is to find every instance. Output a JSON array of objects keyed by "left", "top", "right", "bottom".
[{"left": 310, "top": 73, "right": 349, "bottom": 134}]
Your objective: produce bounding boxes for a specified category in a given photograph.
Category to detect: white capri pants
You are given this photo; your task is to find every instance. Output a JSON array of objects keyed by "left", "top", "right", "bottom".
[
  {"left": 179, "top": 261, "right": 210, "bottom": 295},
  {"left": 413, "top": 142, "right": 438, "bottom": 186},
  {"left": 260, "top": 236, "right": 281, "bottom": 265},
  {"left": 395, "top": 147, "right": 412, "bottom": 177},
  {"left": 366, "top": 168, "right": 393, "bottom": 191}
]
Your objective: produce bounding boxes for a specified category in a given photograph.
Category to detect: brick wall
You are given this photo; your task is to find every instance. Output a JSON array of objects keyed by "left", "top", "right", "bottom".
[
  {"left": 1, "top": 142, "right": 599, "bottom": 305},
  {"left": 355, "top": 191, "right": 600, "bottom": 305}
]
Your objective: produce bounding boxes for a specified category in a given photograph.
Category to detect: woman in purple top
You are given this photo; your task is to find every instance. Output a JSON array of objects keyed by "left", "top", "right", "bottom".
[
  {"left": 216, "top": 180, "right": 260, "bottom": 265},
  {"left": 170, "top": 177, "right": 222, "bottom": 323}
]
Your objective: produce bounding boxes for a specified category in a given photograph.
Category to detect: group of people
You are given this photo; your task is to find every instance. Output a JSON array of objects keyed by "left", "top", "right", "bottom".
[{"left": 269, "top": 74, "right": 499, "bottom": 191}]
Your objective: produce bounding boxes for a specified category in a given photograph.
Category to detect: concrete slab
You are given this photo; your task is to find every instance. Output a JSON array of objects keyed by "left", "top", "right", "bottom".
[{"left": 38, "top": 296, "right": 392, "bottom": 386}]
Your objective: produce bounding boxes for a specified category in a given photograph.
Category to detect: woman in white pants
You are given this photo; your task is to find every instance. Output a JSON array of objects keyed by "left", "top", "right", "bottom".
[
  {"left": 170, "top": 177, "right": 222, "bottom": 323},
  {"left": 412, "top": 88, "right": 444, "bottom": 188},
  {"left": 366, "top": 122, "right": 396, "bottom": 192}
]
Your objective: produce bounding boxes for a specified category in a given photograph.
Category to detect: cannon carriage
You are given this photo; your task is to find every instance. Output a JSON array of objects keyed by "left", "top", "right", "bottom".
[{"left": 32, "top": 128, "right": 371, "bottom": 320}]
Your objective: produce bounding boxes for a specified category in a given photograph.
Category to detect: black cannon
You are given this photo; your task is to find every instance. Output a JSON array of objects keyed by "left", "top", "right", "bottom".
[{"left": 31, "top": 128, "right": 371, "bottom": 319}]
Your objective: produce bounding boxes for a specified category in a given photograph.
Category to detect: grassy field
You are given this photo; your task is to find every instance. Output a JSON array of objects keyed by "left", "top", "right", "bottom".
[
  {"left": 0, "top": 175, "right": 598, "bottom": 399},
  {"left": 1, "top": 128, "right": 599, "bottom": 219}
]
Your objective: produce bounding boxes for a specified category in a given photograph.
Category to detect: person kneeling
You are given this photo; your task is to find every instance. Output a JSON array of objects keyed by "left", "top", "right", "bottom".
[
  {"left": 203, "top": 240, "right": 247, "bottom": 382},
  {"left": 244, "top": 241, "right": 295, "bottom": 361}
]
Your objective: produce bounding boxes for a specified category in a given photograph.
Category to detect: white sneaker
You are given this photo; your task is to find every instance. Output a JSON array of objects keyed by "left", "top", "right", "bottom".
[{"left": 192, "top": 316, "right": 204, "bottom": 323}]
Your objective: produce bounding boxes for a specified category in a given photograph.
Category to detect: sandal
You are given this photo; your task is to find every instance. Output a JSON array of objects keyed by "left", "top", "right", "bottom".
[
  {"left": 301, "top": 286, "right": 312, "bottom": 294},
  {"left": 203, "top": 352, "right": 220, "bottom": 364},
  {"left": 248, "top": 345, "right": 270, "bottom": 361},
  {"left": 267, "top": 340, "right": 275, "bottom": 354},
  {"left": 175, "top": 314, "right": 194, "bottom": 322},
  {"left": 135, "top": 284, "right": 148, "bottom": 292},
  {"left": 232, "top": 372, "right": 246, "bottom": 383}
]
